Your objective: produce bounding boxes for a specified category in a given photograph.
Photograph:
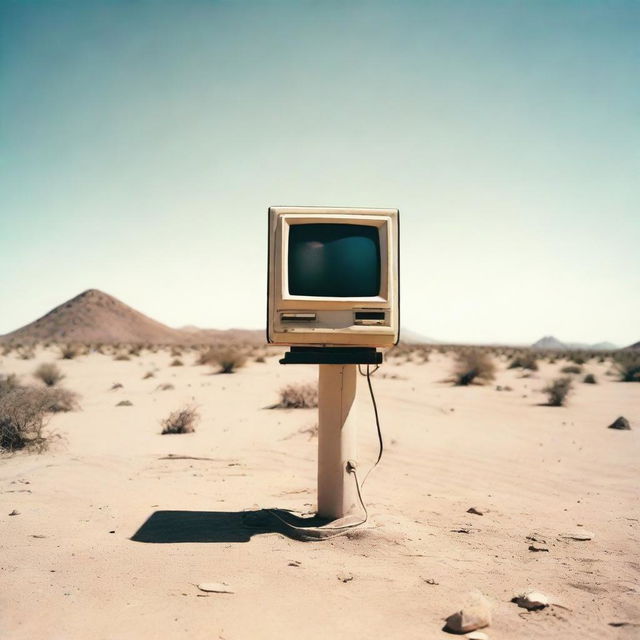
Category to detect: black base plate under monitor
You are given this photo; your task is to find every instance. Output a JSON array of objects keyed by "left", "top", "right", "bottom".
[{"left": 279, "top": 346, "right": 383, "bottom": 365}]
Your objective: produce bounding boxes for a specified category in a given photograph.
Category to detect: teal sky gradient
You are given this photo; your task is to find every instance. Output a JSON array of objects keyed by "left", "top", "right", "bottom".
[{"left": 1, "top": 0, "right": 638, "bottom": 344}]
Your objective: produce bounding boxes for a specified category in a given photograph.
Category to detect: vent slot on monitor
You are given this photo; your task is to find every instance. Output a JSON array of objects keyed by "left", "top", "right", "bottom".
[
  {"left": 281, "top": 313, "right": 317, "bottom": 323},
  {"left": 354, "top": 310, "right": 386, "bottom": 325}
]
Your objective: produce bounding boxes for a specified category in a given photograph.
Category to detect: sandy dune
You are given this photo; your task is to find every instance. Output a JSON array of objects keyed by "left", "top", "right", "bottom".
[{"left": 1, "top": 347, "right": 638, "bottom": 639}]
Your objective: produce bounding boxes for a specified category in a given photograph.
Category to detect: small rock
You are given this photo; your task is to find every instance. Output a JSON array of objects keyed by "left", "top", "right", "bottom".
[
  {"left": 444, "top": 594, "right": 491, "bottom": 633},
  {"left": 423, "top": 578, "right": 439, "bottom": 585},
  {"left": 528, "top": 544, "right": 549, "bottom": 552},
  {"left": 467, "top": 507, "right": 484, "bottom": 516},
  {"left": 608, "top": 416, "right": 631, "bottom": 430},
  {"left": 197, "top": 582, "right": 234, "bottom": 594},
  {"left": 559, "top": 530, "right": 594, "bottom": 541},
  {"left": 512, "top": 590, "right": 550, "bottom": 610},
  {"left": 337, "top": 571, "right": 353, "bottom": 583},
  {"left": 466, "top": 632, "right": 490, "bottom": 640},
  {"left": 116, "top": 400, "right": 133, "bottom": 407},
  {"left": 9, "top": 509, "right": 20, "bottom": 516}
]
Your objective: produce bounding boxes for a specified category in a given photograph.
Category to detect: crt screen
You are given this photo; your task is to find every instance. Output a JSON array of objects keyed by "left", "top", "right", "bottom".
[{"left": 288, "top": 224, "right": 381, "bottom": 297}]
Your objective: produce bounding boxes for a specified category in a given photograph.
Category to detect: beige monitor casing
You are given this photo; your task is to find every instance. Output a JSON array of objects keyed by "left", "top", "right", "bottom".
[{"left": 267, "top": 206, "right": 400, "bottom": 348}]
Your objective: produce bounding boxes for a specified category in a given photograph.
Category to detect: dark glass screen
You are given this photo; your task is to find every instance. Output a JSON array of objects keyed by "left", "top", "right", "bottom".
[{"left": 288, "top": 224, "right": 381, "bottom": 297}]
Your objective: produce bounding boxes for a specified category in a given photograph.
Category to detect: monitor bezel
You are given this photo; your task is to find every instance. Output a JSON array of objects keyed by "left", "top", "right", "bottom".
[{"left": 278, "top": 214, "right": 391, "bottom": 307}]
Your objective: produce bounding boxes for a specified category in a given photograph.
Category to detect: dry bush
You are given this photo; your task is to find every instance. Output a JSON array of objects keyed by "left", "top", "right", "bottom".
[
  {"left": 116, "top": 400, "right": 133, "bottom": 407},
  {"left": 276, "top": 383, "right": 318, "bottom": 408},
  {"left": 161, "top": 405, "right": 199, "bottom": 434},
  {"left": 18, "top": 347, "right": 35, "bottom": 360},
  {"left": 205, "top": 347, "right": 247, "bottom": 374},
  {"left": 0, "top": 374, "right": 21, "bottom": 395},
  {"left": 452, "top": 350, "right": 496, "bottom": 386},
  {"left": 0, "top": 383, "right": 78, "bottom": 453},
  {"left": 33, "top": 363, "right": 65, "bottom": 387},
  {"left": 508, "top": 352, "right": 538, "bottom": 371},
  {"left": 110, "top": 382, "right": 123, "bottom": 390},
  {"left": 583, "top": 373, "right": 597, "bottom": 384},
  {"left": 59, "top": 344, "right": 80, "bottom": 360},
  {"left": 113, "top": 353, "right": 131, "bottom": 361},
  {"left": 543, "top": 377, "right": 573, "bottom": 406},
  {"left": 156, "top": 383, "right": 174, "bottom": 391},
  {"left": 128, "top": 345, "right": 142, "bottom": 357},
  {"left": 143, "top": 371, "right": 155, "bottom": 379},
  {"left": 170, "top": 358, "right": 183, "bottom": 367},
  {"left": 170, "top": 347, "right": 183, "bottom": 357},
  {"left": 614, "top": 352, "right": 640, "bottom": 382},
  {"left": 561, "top": 365, "right": 582, "bottom": 374}
]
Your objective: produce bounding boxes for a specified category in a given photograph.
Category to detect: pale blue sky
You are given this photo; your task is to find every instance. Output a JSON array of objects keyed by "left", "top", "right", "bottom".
[{"left": 1, "top": 0, "right": 638, "bottom": 345}]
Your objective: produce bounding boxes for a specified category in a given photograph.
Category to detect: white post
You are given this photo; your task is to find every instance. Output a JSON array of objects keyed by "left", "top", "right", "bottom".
[{"left": 317, "top": 364, "right": 358, "bottom": 520}]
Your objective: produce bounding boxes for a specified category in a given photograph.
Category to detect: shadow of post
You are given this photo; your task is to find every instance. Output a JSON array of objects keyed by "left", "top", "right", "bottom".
[{"left": 131, "top": 509, "right": 336, "bottom": 543}]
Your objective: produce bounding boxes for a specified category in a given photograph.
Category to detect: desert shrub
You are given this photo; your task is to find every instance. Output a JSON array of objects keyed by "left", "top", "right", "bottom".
[
  {"left": 569, "top": 353, "right": 586, "bottom": 365},
  {"left": 18, "top": 348, "right": 35, "bottom": 360},
  {"left": 0, "top": 374, "right": 21, "bottom": 396},
  {"left": 110, "top": 382, "right": 123, "bottom": 390},
  {"left": 508, "top": 352, "right": 538, "bottom": 371},
  {"left": 543, "top": 377, "right": 573, "bottom": 406},
  {"left": 44, "top": 388, "right": 80, "bottom": 413},
  {"left": 560, "top": 365, "right": 582, "bottom": 374},
  {"left": 33, "top": 363, "right": 65, "bottom": 387},
  {"left": 170, "top": 347, "right": 182, "bottom": 357},
  {"left": 128, "top": 345, "right": 142, "bottom": 356},
  {"left": 143, "top": 371, "right": 155, "bottom": 379},
  {"left": 59, "top": 344, "right": 79, "bottom": 360},
  {"left": 452, "top": 350, "right": 496, "bottom": 386},
  {"left": 0, "top": 384, "right": 78, "bottom": 452},
  {"left": 583, "top": 373, "right": 597, "bottom": 384},
  {"left": 156, "top": 383, "right": 174, "bottom": 391},
  {"left": 211, "top": 347, "right": 247, "bottom": 374},
  {"left": 276, "top": 383, "right": 318, "bottom": 408},
  {"left": 116, "top": 400, "right": 133, "bottom": 407},
  {"left": 170, "top": 358, "right": 183, "bottom": 367},
  {"left": 614, "top": 352, "right": 640, "bottom": 382},
  {"left": 113, "top": 353, "right": 130, "bottom": 361},
  {"left": 161, "top": 405, "right": 199, "bottom": 434},
  {"left": 0, "top": 387, "right": 52, "bottom": 452}
]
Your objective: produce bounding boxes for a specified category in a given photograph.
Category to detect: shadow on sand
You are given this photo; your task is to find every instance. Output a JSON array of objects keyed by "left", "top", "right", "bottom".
[{"left": 131, "top": 509, "right": 339, "bottom": 543}]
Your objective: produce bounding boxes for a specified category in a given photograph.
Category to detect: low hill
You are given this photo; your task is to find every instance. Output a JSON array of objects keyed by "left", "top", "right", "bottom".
[
  {"left": 623, "top": 341, "right": 640, "bottom": 350},
  {"left": 531, "top": 336, "right": 568, "bottom": 350},
  {"left": 0, "top": 289, "right": 263, "bottom": 345}
]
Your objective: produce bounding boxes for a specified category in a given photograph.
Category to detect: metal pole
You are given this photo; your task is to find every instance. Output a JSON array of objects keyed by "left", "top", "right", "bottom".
[{"left": 317, "top": 364, "right": 358, "bottom": 520}]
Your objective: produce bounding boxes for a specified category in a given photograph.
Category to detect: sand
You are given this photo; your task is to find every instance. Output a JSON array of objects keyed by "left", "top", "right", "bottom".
[{"left": 1, "top": 347, "right": 638, "bottom": 639}]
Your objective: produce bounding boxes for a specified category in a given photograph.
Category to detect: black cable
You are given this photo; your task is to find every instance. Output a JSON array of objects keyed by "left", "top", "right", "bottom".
[{"left": 359, "top": 364, "right": 384, "bottom": 486}]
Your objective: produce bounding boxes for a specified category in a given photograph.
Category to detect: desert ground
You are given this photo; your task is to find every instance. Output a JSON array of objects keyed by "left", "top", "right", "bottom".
[{"left": 1, "top": 345, "right": 638, "bottom": 639}]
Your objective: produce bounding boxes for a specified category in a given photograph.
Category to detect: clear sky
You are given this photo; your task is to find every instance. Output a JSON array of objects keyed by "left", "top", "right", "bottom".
[{"left": 1, "top": 0, "right": 638, "bottom": 345}]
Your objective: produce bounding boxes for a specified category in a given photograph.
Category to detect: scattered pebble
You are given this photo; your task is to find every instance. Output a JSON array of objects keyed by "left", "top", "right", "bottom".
[
  {"left": 467, "top": 507, "right": 484, "bottom": 516},
  {"left": 8, "top": 509, "right": 20, "bottom": 516},
  {"left": 466, "top": 632, "right": 490, "bottom": 640},
  {"left": 444, "top": 594, "right": 491, "bottom": 633},
  {"left": 197, "top": 582, "right": 234, "bottom": 594},
  {"left": 528, "top": 544, "right": 549, "bottom": 552},
  {"left": 608, "top": 416, "right": 631, "bottom": 430},
  {"left": 423, "top": 578, "right": 439, "bottom": 585},
  {"left": 288, "top": 561, "right": 301, "bottom": 567},
  {"left": 116, "top": 400, "right": 133, "bottom": 407},
  {"left": 559, "top": 530, "right": 594, "bottom": 541},
  {"left": 337, "top": 571, "right": 353, "bottom": 583},
  {"left": 451, "top": 528, "right": 471, "bottom": 534},
  {"left": 512, "top": 590, "right": 550, "bottom": 610}
]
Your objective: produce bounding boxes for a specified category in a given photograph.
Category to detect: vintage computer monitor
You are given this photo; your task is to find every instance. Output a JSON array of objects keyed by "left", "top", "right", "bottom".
[{"left": 267, "top": 206, "right": 399, "bottom": 348}]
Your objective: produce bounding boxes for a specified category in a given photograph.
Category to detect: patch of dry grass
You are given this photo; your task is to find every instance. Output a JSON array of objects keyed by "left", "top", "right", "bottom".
[
  {"left": 161, "top": 405, "right": 199, "bottom": 434},
  {"left": 452, "top": 350, "right": 496, "bottom": 386},
  {"left": 33, "top": 363, "right": 65, "bottom": 387},
  {"left": 543, "top": 377, "right": 573, "bottom": 406},
  {"left": 276, "top": 383, "right": 318, "bottom": 408}
]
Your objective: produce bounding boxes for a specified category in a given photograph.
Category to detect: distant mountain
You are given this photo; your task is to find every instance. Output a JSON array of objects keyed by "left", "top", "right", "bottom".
[
  {"left": 400, "top": 328, "right": 439, "bottom": 344},
  {"left": 531, "top": 336, "right": 568, "bottom": 350},
  {"left": 623, "top": 341, "right": 640, "bottom": 351},
  {"left": 532, "top": 336, "right": 620, "bottom": 351},
  {"left": 0, "top": 289, "right": 263, "bottom": 345}
]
